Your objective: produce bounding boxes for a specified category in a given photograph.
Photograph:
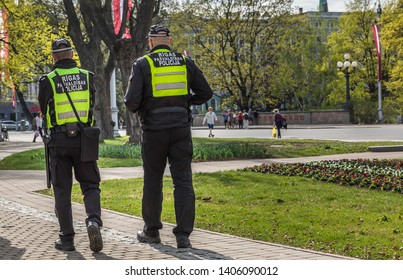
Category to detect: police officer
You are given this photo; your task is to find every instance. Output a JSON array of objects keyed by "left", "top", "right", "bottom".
[
  {"left": 124, "top": 25, "right": 213, "bottom": 248},
  {"left": 38, "top": 38, "right": 103, "bottom": 252}
]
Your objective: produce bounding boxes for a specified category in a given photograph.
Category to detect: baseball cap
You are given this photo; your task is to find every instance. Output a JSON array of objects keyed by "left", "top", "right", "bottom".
[
  {"left": 147, "top": 25, "right": 170, "bottom": 37},
  {"left": 51, "top": 38, "right": 73, "bottom": 53}
]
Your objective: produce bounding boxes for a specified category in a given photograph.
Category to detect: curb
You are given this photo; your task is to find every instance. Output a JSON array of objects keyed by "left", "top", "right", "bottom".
[{"left": 368, "top": 145, "right": 403, "bottom": 152}]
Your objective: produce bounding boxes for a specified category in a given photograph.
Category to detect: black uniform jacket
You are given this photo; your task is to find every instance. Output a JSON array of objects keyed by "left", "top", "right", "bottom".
[
  {"left": 124, "top": 45, "right": 213, "bottom": 131},
  {"left": 38, "top": 59, "right": 96, "bottom": 147}
]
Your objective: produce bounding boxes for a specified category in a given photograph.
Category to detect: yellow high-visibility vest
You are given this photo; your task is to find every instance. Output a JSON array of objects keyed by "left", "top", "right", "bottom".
[
  {"left": 46, "top": 68, "right": 91, "bottom": 128},
  {"left": 145, "top": 49, "right": 188, "bottom": 97}
]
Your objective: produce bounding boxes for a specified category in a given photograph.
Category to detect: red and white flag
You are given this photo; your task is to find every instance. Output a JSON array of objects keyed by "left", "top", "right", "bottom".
[
  {"left": 112, "top": 0, "right": 132, "bottom": 39},
  {"left": 372, "top": 24, "right": 382, "bottom": 81},
  {"left": 11, "top": 85, "right": 16, "bottom": 108}
]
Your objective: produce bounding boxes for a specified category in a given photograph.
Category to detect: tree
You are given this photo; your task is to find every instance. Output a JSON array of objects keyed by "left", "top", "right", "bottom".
[
  {"left": 0, "top": 0, "right": 56, "bottom": 124},
  {"left": 170, "top": 0, "right": 294, "bottom": 111},
  {"left": 271, "top": 13, "right": 330, "bottom": 111},
  {"left": 382, "top": 0, "right": 403, "bottom": 121},
  {"left": 61, "top": 0, "right": 161, "bottom": 143},
  {"left": 327, "top": 0, "right": 390, "bottom": 123}
]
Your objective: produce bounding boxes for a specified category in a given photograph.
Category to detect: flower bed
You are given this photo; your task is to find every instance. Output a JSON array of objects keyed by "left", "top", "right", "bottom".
[{"left": 245, "top": 159, "right": 403, "bottom": 193}]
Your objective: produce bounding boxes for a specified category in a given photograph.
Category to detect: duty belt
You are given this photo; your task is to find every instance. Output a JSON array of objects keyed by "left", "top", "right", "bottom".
[
  {"left": 50, "top": 123, "right": 89, "bottom": 134},
  {"left": 147, "top": 106, "right": 188, "bottom": 116}
]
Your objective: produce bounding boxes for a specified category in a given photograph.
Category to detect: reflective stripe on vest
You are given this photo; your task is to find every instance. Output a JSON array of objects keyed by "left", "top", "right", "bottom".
[
  {"left": 145, "top": 50, "right": 188, "bottom": 97},
  {"left": 46, "top": 68, "right": 91, "bottom": 128}
]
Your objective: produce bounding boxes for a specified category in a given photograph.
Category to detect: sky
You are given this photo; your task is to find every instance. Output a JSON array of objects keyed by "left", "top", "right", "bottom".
[
  {"left": 292, "top": 0, "right": 346, "bottom": 12},
  {"left": 292, "top": 0, "right": 385, "bottom": 13}
]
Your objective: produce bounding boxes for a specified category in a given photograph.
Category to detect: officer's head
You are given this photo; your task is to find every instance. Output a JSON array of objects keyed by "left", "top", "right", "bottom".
[
  {"left": 147, "top": 25, "right": 172, "bottom": 49},
  {"left": 51, "top": 38, "right": 74, "bottom": 62}
]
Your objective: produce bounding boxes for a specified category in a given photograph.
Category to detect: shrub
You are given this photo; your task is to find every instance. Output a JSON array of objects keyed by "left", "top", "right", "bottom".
[
  {"left": 193, "top": 143, "right": 267, "bottom": 161},
  {"left": 245, "top": 159, "right": 403, "bottom": 193}
]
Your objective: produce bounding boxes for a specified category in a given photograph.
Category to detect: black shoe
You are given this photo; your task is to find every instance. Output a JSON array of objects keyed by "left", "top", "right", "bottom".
[
  {"left": 176, "top": 235, "right": 192, "bottom": 249},
  {"left": 55, "top": 239, "right": 75, "bottom": 251},
  {"left": 136, "top": 231, "right": 161, "bottom": 244},
  {"left": 87, "top": 221, "right": 103, "bottom": 252}
]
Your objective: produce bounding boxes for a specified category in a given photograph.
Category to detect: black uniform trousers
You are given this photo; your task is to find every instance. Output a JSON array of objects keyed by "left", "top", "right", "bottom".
[
  {"left": 141, "top": 126, "right": 195, "bottom": 238},
  {"left": 50, "top": 146, "right": 102, "bottom": 242}
]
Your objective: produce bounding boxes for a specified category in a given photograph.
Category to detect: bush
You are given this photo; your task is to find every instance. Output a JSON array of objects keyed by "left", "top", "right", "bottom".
[
  {"left": 99, "top": 144, "right": 141, "bottom": 158},
  {"left": 245, "top": 159, "right": 403, "bottom": 193},
  {"left": 193, "top": 143, "right": 267, "bottom": 161}
]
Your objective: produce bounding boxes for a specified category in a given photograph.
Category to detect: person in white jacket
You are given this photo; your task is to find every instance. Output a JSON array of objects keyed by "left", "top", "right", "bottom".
[{"left": 203, "top": 107, "right": 218, "bottom": 137}]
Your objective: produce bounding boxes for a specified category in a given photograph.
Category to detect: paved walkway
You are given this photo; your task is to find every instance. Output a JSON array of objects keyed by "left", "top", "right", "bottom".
[{"left": 2, "top": 140, "right": 403, "bottom": 260}]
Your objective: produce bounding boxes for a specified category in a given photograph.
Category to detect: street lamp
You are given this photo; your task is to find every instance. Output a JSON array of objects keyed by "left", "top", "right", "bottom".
[{"left": 337, "top": 53, "right": 357, "bottom": 123}]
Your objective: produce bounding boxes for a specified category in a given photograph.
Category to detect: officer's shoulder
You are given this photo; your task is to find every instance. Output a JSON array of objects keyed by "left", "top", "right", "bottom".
[
  {"left": 133, "top": 55, "right": 147, "bottom": 64},
  {"left": 39, "top": 75, "right": 48, "bottom": 83},
  {"left": 80, "top": 68, "right": 94, "bottom": 76}
]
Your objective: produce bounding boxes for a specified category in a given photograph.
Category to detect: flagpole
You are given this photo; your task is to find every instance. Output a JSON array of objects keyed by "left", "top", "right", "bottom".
[{"left": 376, "top": 1, "right": 383, "bottom": 124}]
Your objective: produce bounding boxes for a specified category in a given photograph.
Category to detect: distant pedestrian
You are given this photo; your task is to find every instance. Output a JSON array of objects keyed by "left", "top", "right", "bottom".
[
  {"left": 203, "top": 107, "right": 218, "bottom": 137},
  {"left": 237, "top": 111, "right": 243, "bottom": 129},
  {"left": 273, "top": 108, "right": 287, "bottom": 138},
  {"left": 228, "top": 110, "right": 235, "bottom": 129},
  {"left": 243, "top": 110, "right": 249, "bottom": 129},
  {"left": 119, "top": 117, "right": 124, "bottom": 129},
  {"left": 223, "top": 110, "right": 229, "bottom": 129},
  {"left": 248, "top": 109, "right": 253, "bottom": 125},
  {"left": 253, "top": 109, "right": 258, "bottom": 125},
  {"left": 33, "top": 112, "right": 43, "bottom": 142}
]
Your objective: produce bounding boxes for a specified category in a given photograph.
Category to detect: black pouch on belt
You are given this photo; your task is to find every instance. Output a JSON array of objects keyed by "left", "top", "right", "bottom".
[
  {"left": 80, "top": 126, "right": 100, "bottom": 162},
  {"left": 66, "top": 122, "right": 78, "bottom": 138}
]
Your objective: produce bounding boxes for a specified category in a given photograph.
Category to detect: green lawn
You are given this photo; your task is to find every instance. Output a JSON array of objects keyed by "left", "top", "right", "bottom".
[
  {"left": 1, "top": 137, "right": 402, "bottom": 170},
  {"left": 38, "top": 170, "right": 403, "bottom": 260}
]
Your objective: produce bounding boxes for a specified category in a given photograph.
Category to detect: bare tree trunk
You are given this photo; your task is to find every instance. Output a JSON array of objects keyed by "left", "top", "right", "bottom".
[
  {"left": 63, "top": 0, "right": 115, "bottom": 140},
  {"left": 116, "top": 41, "right": 149, "bottom": 145},
  {"left": 62, "top": 0, "right": 160, "bottom": 143},
  {"left": 15, "top": 86, "right": 34, "bottom": 125}
]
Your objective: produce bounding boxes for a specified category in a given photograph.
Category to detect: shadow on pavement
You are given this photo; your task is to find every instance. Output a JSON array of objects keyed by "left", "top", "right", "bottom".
[
  {"left": 0, "top": 236, "right": 26, "bottom": 260},
  {"left": 151, "top": 243, "right": 233, "bottom": 260}
]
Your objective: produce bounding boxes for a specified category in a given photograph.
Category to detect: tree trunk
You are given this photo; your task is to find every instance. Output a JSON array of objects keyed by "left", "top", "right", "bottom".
[
  {"left": 15, "top": 86, "right": 34, "bottom": 125},
  {"left": 63, "top": 0, "right": 115, "bottom": 140},
  {"left": 116, "top": 40, "right": 148, "bottom": 145},
  {"left": 63, "top": 0, "right": 160, "bottom": 143}
]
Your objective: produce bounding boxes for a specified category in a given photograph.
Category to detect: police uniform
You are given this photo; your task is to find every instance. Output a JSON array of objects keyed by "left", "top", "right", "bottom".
[
  {"left": 124, "top": 25, "right": 213, "bottom": 248},
  {"left": 38, "top": 38, "right": 102, "bottom": 252}
]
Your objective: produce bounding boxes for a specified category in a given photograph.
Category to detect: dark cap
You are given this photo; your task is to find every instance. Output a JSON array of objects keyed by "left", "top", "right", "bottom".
[
  {"left": 51, "top": 38, "right": 73, "bottom": 53},
  {"left": 147, "top": 25, "right": 170, "bottom": 38}
]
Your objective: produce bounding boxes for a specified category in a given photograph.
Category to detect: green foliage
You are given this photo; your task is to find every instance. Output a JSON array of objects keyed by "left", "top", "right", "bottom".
[
  {"left": 273, "top": 13, "right": 331, "bottom": 111},
  {"left": 382, "top": 1, "right": 403, "bottom": 116},
  {"left": 171, "top": 0, "right": 294, "bottom": 110},
  {"left": 326, "top": 0, "right": 382, "bottom": 123},
  {"left": 99, "top": 144, "right": 141, "bottom": 158},
  {"left": 193, "top": 143, "right": 267, "bottom": 161},
  {"left": 2, "top": 137, "right": 403, "bottom": 170},
  {"left": 0, "top": 0, "right": 65, "bottom": 92},
  {"left": 246, "top": 159, "right": 403, "bottom": 193}
]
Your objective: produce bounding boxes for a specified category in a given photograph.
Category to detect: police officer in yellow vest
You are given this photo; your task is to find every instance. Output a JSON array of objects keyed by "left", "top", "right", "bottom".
[
  {"left": 125, "top": 25, "right": 213, "bottom": 248},
  {"left": 38, "top": 38, "right": 103, "bottom": 252}
]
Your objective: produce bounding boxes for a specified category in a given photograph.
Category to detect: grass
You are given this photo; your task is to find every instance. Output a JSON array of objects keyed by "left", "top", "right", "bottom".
[
  {"left": 37, "top": 170, "right": 403, "bottom": 260},
  {"left": 1, "top": 136, "right": 402, "bottom": 170}
]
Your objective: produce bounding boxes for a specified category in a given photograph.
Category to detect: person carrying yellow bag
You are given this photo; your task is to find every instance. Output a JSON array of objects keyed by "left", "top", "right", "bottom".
[
  {"left": 273, "top": 108, "right": 286, "bottom": 138},
  {"left": 272, "top": 126, "right": 277, "bottom": 138}
]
